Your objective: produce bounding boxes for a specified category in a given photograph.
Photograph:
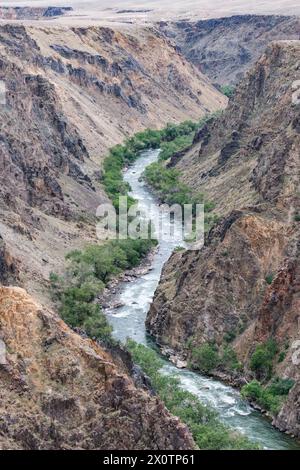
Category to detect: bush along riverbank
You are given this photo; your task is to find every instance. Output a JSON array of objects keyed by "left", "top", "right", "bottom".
[
  {"left": 127, "top": 340, "right": 260, "bottom": 450},
  {"left": 187, "top": 338, "right": 295, "bottom": 419},
  {"left": 140, "top": 116, "right": 221, "bottom": 233},
  {"left": 143, "top": 163, "right": 219, "bottom": 233},
  {"left": 50, "top": 119, "right": 206, "bottom": 342},
  {"left": 49, "top": 117, "right": 263, "bottom": 450}
]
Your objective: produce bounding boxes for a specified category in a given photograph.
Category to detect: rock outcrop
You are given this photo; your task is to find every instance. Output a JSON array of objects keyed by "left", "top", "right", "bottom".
[
  {"left": 160, "top": 15, "right": 300, "bottom": 85},
  {"left": 0, "top": 286, "right": 195, "bottom": 450},
  {"left": 0, "top": 235, "right": 17, "bottom": 285},
  {"left": 147, "top": 41, "right": 300, "bottom": 436}
]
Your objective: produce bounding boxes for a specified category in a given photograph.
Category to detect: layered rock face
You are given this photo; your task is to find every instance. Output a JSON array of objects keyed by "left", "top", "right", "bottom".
[
  {"left": 147, "top": 41, "right": 300, "bottom": 435},
  {"left": 160, "top": 15, "right": 300, "bottom": 85},
  {"left": 0, "top": 24, "right": 225, "bottom": 299},
  {"left": 0, "top": 286, "right": 195, "bottom": 450}
]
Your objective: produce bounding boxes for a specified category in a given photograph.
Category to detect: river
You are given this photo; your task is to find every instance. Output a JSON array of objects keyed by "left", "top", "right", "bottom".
[{"left": 105, "top": 149, "right": 299, "bottom": 450}]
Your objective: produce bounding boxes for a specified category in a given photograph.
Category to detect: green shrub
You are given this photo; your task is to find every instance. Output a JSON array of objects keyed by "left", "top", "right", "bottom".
[
  {"left": 250, "top": 339, "right": 278, "bottom": 381},
  {"left": 66, "top": 239, "right": 156, "bottom": 284},
  {"left": 51, "top": 239, "right": 156, "bottom": 346},
  {"left": 221, "top": 85, "right": 235, "bottom": 98},
  {"left": 267, "top": 378, "right": 295, "bottom": 396},
  {"left": 294, "top": 214, "right": 300, "bottom": 222},
  {"left": 127, "top": 340, "right": 259, "bottom": 450},
  {"left": 223, "top": 330, "right": 236, "bottom": 343},
  {"left": 241, "top": 378, "right": 294, "bottom": 416},
  {"left": 221, "top": 346, "right": 242, "bottom": 371},
  {"left": 83, "top": 312, "right": 113, "bottom": 343},
  {"left": 191, "top": 343, "right": 220, "bottom": 374},
  {"left": 278, "top": 351, "right": 286, "bottom": 363},
  {"left": 265, "top": 274, "right": 274, "bottom": 285},
  {"left": 159, "top": 134, "right": 194, "bottom": 161},
  {"left": 241, "top": 380, "right": 263, "bottom": 401}
]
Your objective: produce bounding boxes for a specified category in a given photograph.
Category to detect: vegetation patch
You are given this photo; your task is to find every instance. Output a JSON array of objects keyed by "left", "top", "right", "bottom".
[
  {"left": 190, "top": 343, "right": 220, "bottom": 374},
  {"left": 250, "top": 338, "right": 278, "bottom": 381},
  {"left": 50, "top": 238, "right": 156, "bottom": 346},
  {"left": 265, "top": 273, "right": 274, "bottom": 285},
  {"left": 221, "top": 85, "right": 235, "bottom": 98},
  {"left": 143, "top": 163, "right": 218, "bottom": 231},
  {"left": 241, "top": 378, "right": 295, "bottom": 416},
  {"left": 127, "top": 340, "right": 260, "bottom": 450},
  {"left": 242, "top": 339, "right": 295, "bottom": 415},
  {"left": 189, "top": 342, "right": 242, "bottom": 374},
  {"left": 101, "top": 120, "right": 207, "bottom": 211}
]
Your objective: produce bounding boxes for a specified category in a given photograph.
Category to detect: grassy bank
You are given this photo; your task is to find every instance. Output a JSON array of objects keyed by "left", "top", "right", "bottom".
[{"left": 127, "top": 340, "right": 260, "bottom": 450}]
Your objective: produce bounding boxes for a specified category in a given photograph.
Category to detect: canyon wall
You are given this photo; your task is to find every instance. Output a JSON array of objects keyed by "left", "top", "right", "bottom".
[
  {"left": 147, "top": 41, "right": 300, "bottom": 436},
  {"left": 160, "top": 15, "right": 300, "bottom": 85},
  {"left": 0, "top": 23, "right": 224, "bottom": 449}
]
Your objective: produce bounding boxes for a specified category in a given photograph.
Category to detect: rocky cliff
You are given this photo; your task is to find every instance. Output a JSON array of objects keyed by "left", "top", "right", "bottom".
[
  {"left": 160, "top": 15, "right": 300, "bottom": 85},
  {"left": 147, "top": 41, "right": 300, "bottom": 436},
  {"left": 0, "top": 24, "right": 225, "bottom": 300},
  {"left": 0, "top": 286, "right": 195, "bottom": 449}
]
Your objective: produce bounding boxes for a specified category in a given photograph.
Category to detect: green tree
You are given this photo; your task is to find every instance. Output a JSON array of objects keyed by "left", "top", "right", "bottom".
[{"left": 191, "top": 343, "right": 220, "bottom": 374}]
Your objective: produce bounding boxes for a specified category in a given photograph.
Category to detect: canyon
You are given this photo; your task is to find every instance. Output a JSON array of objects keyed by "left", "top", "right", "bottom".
[
  {"left": 159, "top": 15, "right": 300, "bottom": 85},
  {"left": 0, "top": 20, "right": 223, "bottom": 450},
  {"left": 0, "top": 286, "right": 195, "bottom": 449},
  {"left": 0, "top": 2, "right": 300, "bottom": 451}
]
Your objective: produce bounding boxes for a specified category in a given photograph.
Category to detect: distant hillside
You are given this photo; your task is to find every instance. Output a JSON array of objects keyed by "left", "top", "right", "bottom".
[{"left": 159, "top": 15, "right": 300, "bottom": 85}]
